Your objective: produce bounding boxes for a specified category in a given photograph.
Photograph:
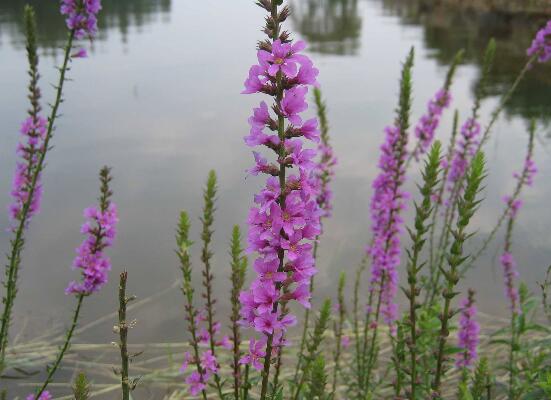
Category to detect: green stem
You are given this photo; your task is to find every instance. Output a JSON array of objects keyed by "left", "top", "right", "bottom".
[
  {"left": 242, "top": 364, "right": 250, "bottom": 400},
  {"left": 0, "top": 30, "right": 75, "bottom": 372},
  {"left": 34, "top": 293, "right": 84, "bottom": 399},
  {"left": 118, "top": 272, "right": 130, "bottom": 400},
  {"left": 508, "top": 312, "right": 519, "bottom": 400}
]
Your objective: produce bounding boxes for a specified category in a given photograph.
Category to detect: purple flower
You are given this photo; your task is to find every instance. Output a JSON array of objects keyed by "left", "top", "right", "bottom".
[
  {"left": 200, "top": 350, "right": 218, "bottom": 374},
  {"left": 447, "top": 117, "right": 481, "bottom": 188},
  {"left": 252, "top": 283, "right": 279, "bottom": 315},
  {"left": 456, "top": 291, "right": 480, "bottom": 368},
  {"left": 413, "top": 89, "right": 451, "bottom": 159},
  {"left": 341, "top": 335, "right": 351, "bottom": 349},
  {"left": 254, "top": 257, "right": 287, "bottom": 284},
  {"left": 527, "top": 20, "right": 551, "bottom": 64},
  {"left": 72, "top": 48, "right": 88, "bottom": 58},
  {"left": 243, "top": 65, "right": 268, "bottom": 94},
  {"left": 281, "top": 86, "right": 308, "bottom": 125},
  {"left": 185, "top": 371, "right": 207, "bottom": 396},
  {"left": 257, "top": 40, "right": 307, "bottom": 78},
  {"left": 294, "top": 57, "right": 319, "bottom": 86},
  {"left": 65, "top": 201, "right": 118, "bottom": 295},
  {"left": 26, "top": 392, "right": 52, "bottom": 400},
  {"left": 239, "top": 338, "right": 266, "bottom": 370},
  {"left": 179, "top": 352, "right": 192, "bottom": 373},
  {"left": 60, "top": 0, "right": 102, "bottom": 39},
  {"left": 254, "top": 311, "right": 282, "bottom": 334}
]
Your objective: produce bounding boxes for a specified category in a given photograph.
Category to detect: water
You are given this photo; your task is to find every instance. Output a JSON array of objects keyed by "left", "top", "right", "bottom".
[{"left": 0, "top": 0, "right": 550, "bottom": 374}]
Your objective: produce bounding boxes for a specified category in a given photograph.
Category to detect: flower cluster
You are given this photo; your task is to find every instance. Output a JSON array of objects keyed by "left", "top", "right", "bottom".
[
  {"left": 456, "top": 290, "right": 480, "bottom": 368},
  {"left": 65, "top": 203, "right": 118, "bottom": 294},
  {"left": 179, "top": 309, "right": 231, "bottom": 394},
  {"left": 313, "top": 140, "right": 337, "bottom": 219},
  {"left": 447, "top": 117, "right": 481, "bottom": 187},
  {"left": 368, "top": 124, "right": 409, "bottom": 325},
  {"left": 527, "top": 20, "right": 551, "bottom": 64},
  {"left": 500, "top": 252, "right": 520, "bottom": 313},
  {"left": 180, "top": 342, "right": 225, "bottom": 396},
  {"left": 66, "top": 168, "right": 118, "bottom": 295},
  {"left": 26, "top": 391, "right": 52, "bottom": 400},
  {"left": 9, "top": 116, "right": 48, "bottom": 229},
  {"left": 238, "top": 17, "right": 322, "bottom": 368},
  {"left": 60, "top": 0, "right": 102, "bottom": 40},
  {"left": 413, "top": 89, "right": 451, "bottom": 160}
]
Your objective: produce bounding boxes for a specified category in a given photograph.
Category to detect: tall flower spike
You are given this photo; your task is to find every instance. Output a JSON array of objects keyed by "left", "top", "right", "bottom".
[
  {"left": 411, "top": 50, "right": 463, "bottom": 161},
  {"left": 368, "top": 48, "right": 414, "bottom": 327},
  {"left": 9, "top": 6, "right": 45, "bottom": 229},
  {"left": 239, "top": 2, "right": 322, "bottom": 398},
  {"left": 456, "top": 290, "right": 480, "bottom": 369},
  {"left": 66, "top": 167, "right": 118, "bottom": 295},
  {"left": 447, "top": 40, "right": 495, "bottom": 190}
]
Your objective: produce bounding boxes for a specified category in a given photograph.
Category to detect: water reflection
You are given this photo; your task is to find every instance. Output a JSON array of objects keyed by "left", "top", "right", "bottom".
[
  {"left": 0, "top": 0, "right": 171, "bottom": 52},
  {"left": 290, "top": 0, "right": 362, "bottom": 55},
  {"left": 377, "top": 0, "right": 551, "bottom": 127}
]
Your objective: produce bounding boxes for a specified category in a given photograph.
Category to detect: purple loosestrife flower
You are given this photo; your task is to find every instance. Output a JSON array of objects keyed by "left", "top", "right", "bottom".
[
  {"left": 240, "top": 338, "right": 267, "bottom": 371},
  {"left": 368, "top": 124, "right": 409, "bottom": 326},
  {"left": 185, "top": 371, "right": 207, "bottom": 396},
  {"left": 26, "top": 392, "right": 52, "bottom": 400},
  {"left": 66, "top": 168, "right": 118, "bottom": 295},
  {"left": 239, "top": 5, "right": 322, "bottom": 376},
  {"left": 9, "top": 116, "right": 48, "bottom": 228},
  {"left": 527, "top": 20, "right": 551, "bottom": 64},
  {"left": 413, "top": 89, "right": 451, "bottom": 160},
  {"left": 60, "top": 0, "right": 102, "bottom": 39},
  {"left": 456, "top": 290, "right": 480, "bottom": 368},
  {"left": 447, "top": 117, "right": 481, "bottom": 186}
]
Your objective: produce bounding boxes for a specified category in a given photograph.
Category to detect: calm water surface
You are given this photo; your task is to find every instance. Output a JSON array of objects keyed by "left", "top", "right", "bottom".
[{"left": 0, "top": 0, "right": 550, "bottom": 352}]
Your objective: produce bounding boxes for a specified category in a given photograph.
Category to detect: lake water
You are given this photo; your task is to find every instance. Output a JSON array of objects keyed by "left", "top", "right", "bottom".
[{"left": 0, "top": 0, "right": 550, "bottom": 360}]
